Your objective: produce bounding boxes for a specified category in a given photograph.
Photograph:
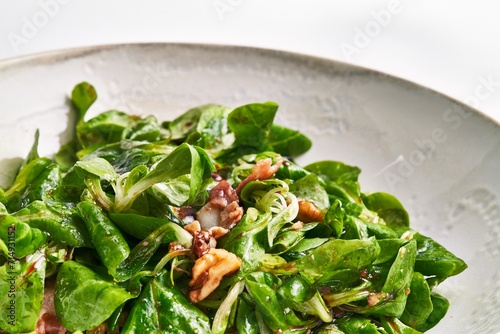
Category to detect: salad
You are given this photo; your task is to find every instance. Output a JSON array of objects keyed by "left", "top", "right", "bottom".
[{"left": 0, "top": 82, "right": 467, "bottom": 334}]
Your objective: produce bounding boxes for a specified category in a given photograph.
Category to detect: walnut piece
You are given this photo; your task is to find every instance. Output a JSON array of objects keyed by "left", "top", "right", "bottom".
[
  {"left": 183, "top": 220, "right": 201, "bottom": 235},
  {"left": 208, "top": 226, "right": 229, "bottom": 240},
  {"left": 196, "top": 180, "right": 243, "bottom": 230},
  {"left": 184, "top": 221, "right": 226, "bottom": 257},
  {"left": 189, "top": 248, "right": 242, "bottom": 303},
  {"left": 220, "top": 201, "right": 244, "bottom": 229}
]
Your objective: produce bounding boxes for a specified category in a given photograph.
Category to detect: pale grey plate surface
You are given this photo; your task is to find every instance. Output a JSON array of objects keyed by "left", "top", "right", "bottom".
[{"left": 0, "top": 44, "right": 499, "bottom": 333}]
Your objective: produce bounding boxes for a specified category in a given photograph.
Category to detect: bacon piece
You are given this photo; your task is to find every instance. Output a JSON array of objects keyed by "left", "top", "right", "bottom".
[
  {"left": 235, "top": 158, "right": 282, "bottom": 194},
  {"left": 36, "top": 278, "right": 66, "bottom": 334},
  {"left": 189, "top": 248, "right": 242, "bottom": 303},
  {"left": 296, "top": 200, "right": 324, "bottom": 223}
]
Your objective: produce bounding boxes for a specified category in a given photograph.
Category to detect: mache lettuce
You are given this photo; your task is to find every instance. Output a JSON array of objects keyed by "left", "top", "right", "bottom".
[{"left": 0, "top": 82, "right": 466, "bottom": 334}]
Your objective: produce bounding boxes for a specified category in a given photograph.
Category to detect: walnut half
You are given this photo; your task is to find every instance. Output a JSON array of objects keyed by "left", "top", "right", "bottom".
[{"left": 189, "top": 248, "right": 242, "bottom": 303}]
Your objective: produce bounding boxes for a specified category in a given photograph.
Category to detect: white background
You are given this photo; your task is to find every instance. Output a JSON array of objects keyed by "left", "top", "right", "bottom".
[{"left": 1, "top": 0, "right": 499, "bottom": 123}]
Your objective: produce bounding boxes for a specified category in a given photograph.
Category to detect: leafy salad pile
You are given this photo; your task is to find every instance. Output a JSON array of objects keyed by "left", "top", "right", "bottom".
[{"left": 0, "top": 82, "right": 466, "bottom": 334}]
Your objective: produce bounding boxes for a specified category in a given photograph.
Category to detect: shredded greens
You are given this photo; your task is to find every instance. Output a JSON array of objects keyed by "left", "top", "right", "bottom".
[{"left": 0, "top": 82, "right": 466, "bottom": 333}]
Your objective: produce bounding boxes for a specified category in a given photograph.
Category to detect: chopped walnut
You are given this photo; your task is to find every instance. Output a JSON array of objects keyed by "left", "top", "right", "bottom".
[
  {"left": 209, "top": 179, "right": 239, "bottom": 206},
  {"left": 208, "top": 226, "right": 229, "bottom": 240},
  {"left": 184, "top": 220, "right": 201, "bottom": 235},
  {"left": 189, "top": 248, "right": 242, "bottom": 303},
  {"left": 235, "top": 158, "right": 282, "bottom": 194},
  {"left": 197, "top": 180, "right": 243, "bottom": 231},
  {"left": 169, "top": 241, "right": 184, "bottom": 252},
  {"left": 296, "top": 200, "right": 324, "bottom": 223},
  {"left": 184, "top": 221, "right": 225, "bottom": 257},
  {"left": 220, "top": 201, "right": 244, "bottom": 229},
  {"left": 188, "top": 179, "right": 243, "bottom": 257},
  {"left": 193, "top": 230, "right": 212, "bottom": 257},
  {"left": 172, "top": 206, "right": 196, "bottom": 223}
]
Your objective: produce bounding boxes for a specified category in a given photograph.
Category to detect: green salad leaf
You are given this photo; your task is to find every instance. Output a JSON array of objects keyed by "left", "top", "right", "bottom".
[
  {"left": 0, "top": 82, "right": 467, "bottom": 333},
  {"left": 0, "top": 250, "right": 46, "bottom": 334}
]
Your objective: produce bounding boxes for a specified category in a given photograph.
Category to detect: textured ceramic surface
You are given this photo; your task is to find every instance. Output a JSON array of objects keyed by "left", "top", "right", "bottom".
[{"left": 0, "top": 44, "right": 499, "bottom": 333}]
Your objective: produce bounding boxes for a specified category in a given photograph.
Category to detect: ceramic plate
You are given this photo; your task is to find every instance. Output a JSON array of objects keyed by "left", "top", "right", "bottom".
[{"left": 0, "top": 44, "right": 499, "bottom": 333}]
